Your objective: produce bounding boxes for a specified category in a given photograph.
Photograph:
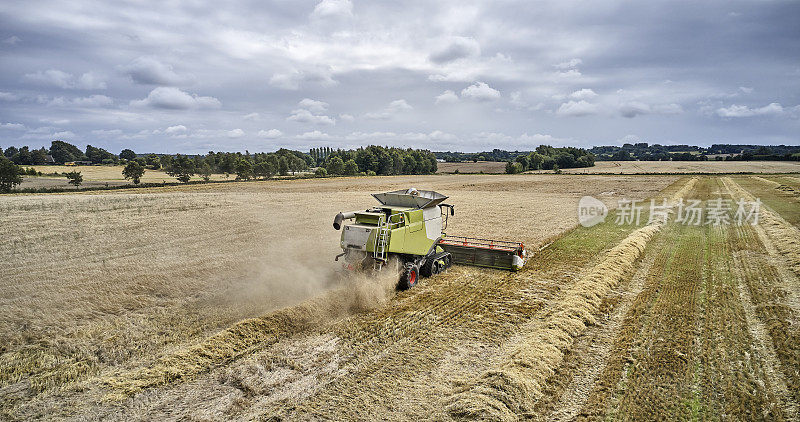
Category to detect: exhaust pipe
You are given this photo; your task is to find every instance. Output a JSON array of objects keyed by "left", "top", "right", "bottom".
[{"left": 333, "top": 211, "right": 356, "bottom": 230}]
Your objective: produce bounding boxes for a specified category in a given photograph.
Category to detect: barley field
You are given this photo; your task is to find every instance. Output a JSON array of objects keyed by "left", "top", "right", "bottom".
[{"left": 2, "top": 171, "right": 799, "bottom": 420}]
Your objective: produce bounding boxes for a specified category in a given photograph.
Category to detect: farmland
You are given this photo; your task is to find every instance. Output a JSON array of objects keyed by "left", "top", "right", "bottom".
[
  {"left": 19, "top": 165, "right": 232, "bottom": 190},
  {"left": 2, "top": 171, "right": 799, "bottom": 420},
  {"left": 554, "top": 160, "right": 800, "bottom": 174}
]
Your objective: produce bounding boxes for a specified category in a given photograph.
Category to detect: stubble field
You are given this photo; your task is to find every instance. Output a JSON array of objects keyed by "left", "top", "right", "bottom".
[{"left": 1, "top": 171, "right": 799, "bottom": 420}]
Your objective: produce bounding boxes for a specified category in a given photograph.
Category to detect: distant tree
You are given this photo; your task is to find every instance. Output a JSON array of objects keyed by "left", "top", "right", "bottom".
[
  {"left": 199, "top": 163, "right": 212, "bottom": 181},
  {"left": 65, "top": 171, "right": 83, "bottom": 187},
  {"left": 327, "top": 156, "right": 344, "bottom": 175},
  {"left": 288, "top": 155, "right": 306, "bottom": 174},
  {"left": 254, "top": 160, "right": 276, "bottom": 179},
  {"left": 314, "top": 167, "right": 328, "bottom": 177},
  {"left": 343, "top": 159, "right": 359, "bottom": 175},
  {"left": 122, "top": 160, "right": 145, "bottom": 184},
  {"left": 0, "top": 157, "right": 23, "bottom": 193},
  {"left": 145, "top": 154, "right": 161, "bottom": 170},
  {"left": 505, "top": 161, "right": 523, "bottom": 174},
  {"left": 235, "top": 158, "right": 253, "bottom": 180},
  {"left": 50, "top": 140, "right": 84, "bottom": 164},
  {"left": 120, "top": 149, "right": 136, "bottom": 161},
  {"left": 86, "top": 145, "right": 116, "bottom": 164},
  {"left": 527, "top": 152, "right": 544, "bottom": 170},
  {"left": 29, "top": 148, "right": 48, "bottom": 165},
  {"left": 165, "top": 154, "right": 195, "bottom": 183},
  {"left": 4, "top": 146, "right": 18, "bottom": 158},
  {"left": 11, "top": 146, "right": 31, "bottom": 165},
  {"left": 611, "top": 150, "right": 633, "bottom": 161},
  {"left": 278, "top": 156, "right": 289, "bottom": 176}
]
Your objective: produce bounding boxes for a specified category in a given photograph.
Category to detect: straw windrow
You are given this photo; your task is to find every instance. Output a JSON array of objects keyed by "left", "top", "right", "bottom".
[
  {"left": 444, "top": 178, "right": 696, "bottom": 421},
  {"left": 722, "top": 177, "right": 800, "bottom": 275}
]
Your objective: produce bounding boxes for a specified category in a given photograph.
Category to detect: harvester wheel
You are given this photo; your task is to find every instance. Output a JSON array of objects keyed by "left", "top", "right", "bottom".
[{"left": 399, "top": 262, "right": 420, "bottom": 290}]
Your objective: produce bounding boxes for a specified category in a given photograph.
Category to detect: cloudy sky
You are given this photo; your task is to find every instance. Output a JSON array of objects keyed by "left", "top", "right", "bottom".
[{"left": 1, "top": 0, "right": 798, "bottom": 153}]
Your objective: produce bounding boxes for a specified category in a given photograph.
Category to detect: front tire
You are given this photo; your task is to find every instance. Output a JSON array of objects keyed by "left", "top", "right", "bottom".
[{"left": 398, "top": 262, "right": 420, "bottom": 290}]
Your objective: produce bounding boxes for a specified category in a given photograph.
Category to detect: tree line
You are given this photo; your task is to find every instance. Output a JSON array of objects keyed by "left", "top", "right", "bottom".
[
  {"left": 588, "top": 143, "right": 800, "bottom": 161},
  {"left": 0, "top": 141, "right": 440, "bottom": 191},
  {"left": 504, "top": 145, "right": 596, "bottom": 173}
]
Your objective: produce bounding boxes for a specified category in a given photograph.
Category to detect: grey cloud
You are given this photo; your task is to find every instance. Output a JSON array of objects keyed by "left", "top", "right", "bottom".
[
  {"left": 429, "top": 37, "right": 480, "bottom": 64},
  {"left": 0, "top": 0, "right": 798, "bottom": 152},
  {"left": 48, "top": 95, "right": 114, "bottom": 108},
  {"left": 22, "top": 69, "right": 106, "bottom": 90},
  {"left": 119, "top": 57, "right": 191, "bottom": 85}
]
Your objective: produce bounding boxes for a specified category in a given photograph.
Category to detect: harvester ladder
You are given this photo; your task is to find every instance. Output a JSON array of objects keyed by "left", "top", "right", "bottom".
[
  {"left": 374, "top": 224, "right": 389, "bottom": 265},
  {"left": 373, "top": 212, "right": 402, "bottom": 270}
]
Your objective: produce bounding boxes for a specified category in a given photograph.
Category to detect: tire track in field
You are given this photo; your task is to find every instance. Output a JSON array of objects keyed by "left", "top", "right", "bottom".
[
  {"left": 444, "top": 178, "right": 697, "bottom": 421},
  {"left": 731, "top": 242, "right": 798, "bottom": 419},
  {"left": 540, "top": 237, "right": 662, "bottom": 422},
  {"left": 722, "top": 177, "right": 800, "bottom": 311}
]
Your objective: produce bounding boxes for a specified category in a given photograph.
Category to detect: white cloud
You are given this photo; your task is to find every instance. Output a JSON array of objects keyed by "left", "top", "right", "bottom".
[
  {"left": 269, "top": 68, "right": 337, "bottom": 90},
  {"left": 243, "top": 112, "right": 260, "bottom": 120},
  {"left": 716, "top": 102, "right": 784, "bottom": 117},
  {"left": 52, "top": 131, "right": 77, "bottom": 139},
  {"left": 23, "top": 69, "right": 105, "bottom": 90},
  {"left": 258, "top": 129, "right": 283, "bottom": 138},
  {"left": 311, "top": 0, "right": 353, "bottom": 20},
  {"left": 227, "top": 128, "right": 245, "bottom": 138},
  {"left": 48, "top": 94, "right": 114, "bottom": 108},
  {"left": 0, "top": 92, "right": 18, "bottom": 101},
  {"left": 556, "top": 100, "right": 599, "bottom": 117},
  {"left": 556, "top": 69, "right": 582, "bottom": 79},
  {"left": 569, "top": 88, "right": 597, "bottom": 100},
  {"left": 387, "top": 99, "right": 412, "bottom": 111},
  {"left": 739, "top": 86, "right": 754, "bottom": 94},
  {"left": 460, "top": 82, "right": 501, "bottom": 101},
  {"left": 298, "top": 98, "right": 329, "bottom": 113},
  {"left": 119, "top": 56, "right": 190, "bottom": 85},
  {"left": 3, "top": 35, "right": 21, "bottom": 45},
  {"left": 296, "top": 130, "right": 332, "bottom": 140},
  {"left": 619, "top": 101, "right": 651, "bottom": 118},
  {"left": 1, "top": 122, "right": 25, "bottom": 130},
  {"left": 91, "top": 129, "right": 123, "bottom": 136},
  {"left": 130, "top": 87, "right": 221, "bottom": 110},
  {"left": 618, "top": 134, "right": 641, "bottom": 144},
  {"left": 365, "top": 99, "right": 413, "bottom": 119},
  {"left": 429, "top": 37, "right": 480, "bottom": 64},
  {"left": 435, "top": 90, "right": 458, "bottom": 104},
  {"left": 23, "top": 69, "right": 74, "bottom": 89},
  {"left": 652, "top": 103, "right": 684, "bottom": 114},
  {"left": 339, "top": 113, "right": 355, "bottom": 122},
  {"left": 554, "top": 58, "right": 583, "bottom": 69},
  {"left": 75, "top": 72, "right": 107, "bottom": 89},
  {"left": 164, "top": 125, "right": 187, "bottom": 134},
  {"left": 287, "top": 108, "right": 336, "bottom": 125}
]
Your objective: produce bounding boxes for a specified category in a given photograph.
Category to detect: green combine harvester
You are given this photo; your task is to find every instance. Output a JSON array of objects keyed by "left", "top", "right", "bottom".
[{"left": 333, "top": 188, "right": 527, "bottom": 289}]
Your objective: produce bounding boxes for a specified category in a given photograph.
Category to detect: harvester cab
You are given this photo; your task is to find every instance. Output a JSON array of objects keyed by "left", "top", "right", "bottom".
[{"left": 333, "top": 188, "right": 526, "bottom": 289}]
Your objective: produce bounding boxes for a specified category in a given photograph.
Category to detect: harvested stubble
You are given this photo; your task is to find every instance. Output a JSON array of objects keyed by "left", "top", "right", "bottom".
[
  {"left": 444, "top": 178, "right": 696, "bottom": 421},
  {"left": 103, "top": 275, "right": 395, "bottom": 399},
  {"left": 722, "top": 177, "right": 800, "bottom": 276}
]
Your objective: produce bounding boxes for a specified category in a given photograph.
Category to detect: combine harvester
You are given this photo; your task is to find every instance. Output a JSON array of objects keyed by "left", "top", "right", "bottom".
[{"left": 333, "top": 188, "right": 527, "bottom": 289}]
